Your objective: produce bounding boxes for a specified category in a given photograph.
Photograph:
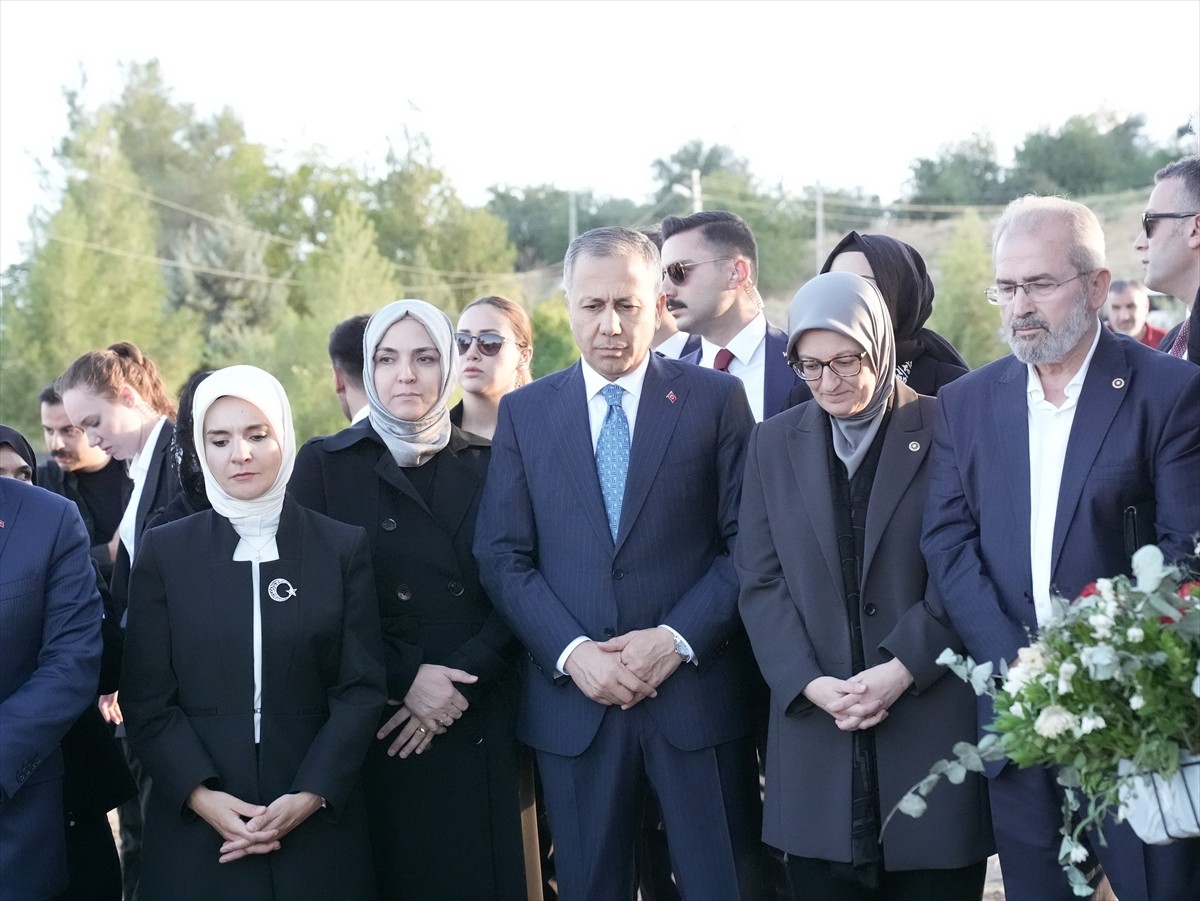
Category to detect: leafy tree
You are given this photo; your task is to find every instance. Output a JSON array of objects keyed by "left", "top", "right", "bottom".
[
  {"left": 0, "top": 117, "right": 201, "bottom": 436},
  {"left": 167, "top": 198, "right": 291, "bottom": 366},
  {"left": 257, "top": 199, "right": 401, "bottom": 442},
  {"left": 907, "top": 133, "right": 1007, "bottom": 211},
  {"left": 529, "top": 299, "right": 579, "bottom": 378},
  {"left": 651, "top": 140, "right": 751, "bottom": 212},
  {"left": 926, "top": 212, "right": 1006, "bottom": 369}
]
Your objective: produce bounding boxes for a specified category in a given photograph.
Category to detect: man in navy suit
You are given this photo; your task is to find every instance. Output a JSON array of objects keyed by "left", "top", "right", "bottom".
[
  {"left": 475, "top": 227, "right": 764, "bottom": 900},
  {"left": 922, "top": 196, "right": 1200, "bottom": 901},
  {"left": 661, "top": 211, "right": 808, "bottom": 420},
  {"left": 0, "top": 475, "right": 103, "bottom": 900}
]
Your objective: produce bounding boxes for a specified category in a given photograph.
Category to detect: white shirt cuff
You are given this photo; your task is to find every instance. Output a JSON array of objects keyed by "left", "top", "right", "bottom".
[
  {"left": 659, "top": 624, "right": 697, "bottom": 665},
  {"left": 557, "top": 636, "right": 590, "bottom": 677}
]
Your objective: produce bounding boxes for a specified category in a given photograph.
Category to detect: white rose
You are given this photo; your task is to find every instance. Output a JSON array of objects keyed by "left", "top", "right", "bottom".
[
  {"left": 1034, "top": 705, "right": 1078, "bottom": 739},
  {"left": 1078, "top": 714, "right": 1106, "bottom": 735},
  {"left": 1096, "top": 578, "right": 1115, "bottom": 602},
  {"left": 1080, "top": 644, "right": 1119, "bottom": 681},
  {"left": 1130, "top": 694, "right": 1146, "bottom": 711},
  {"left": 1131, "top": 545, "right": 1172, "bottom": 592},
  {"left": 1088, "top": 613, "right": 1113, "bottom": 640},
  {"left": 1057, "top": 661, "right": 1078, "bottom": 695},
  {"left": 1126, "top": 626, "right": 1144, "bottom": 644}
]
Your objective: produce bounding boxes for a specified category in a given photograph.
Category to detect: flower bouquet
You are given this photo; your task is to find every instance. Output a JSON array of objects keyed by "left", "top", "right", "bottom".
[{"left": 885, "top": 545, "right": 1200, "bottom": 896}]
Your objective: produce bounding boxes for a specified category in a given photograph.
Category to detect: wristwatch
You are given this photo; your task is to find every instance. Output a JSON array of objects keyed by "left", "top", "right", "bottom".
[{"left": 671, "top": 632, "right": 692, "bottom": 663}]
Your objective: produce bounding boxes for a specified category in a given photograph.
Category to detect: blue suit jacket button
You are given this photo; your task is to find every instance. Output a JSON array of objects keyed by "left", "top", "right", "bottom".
[
  {"left": 395, "top": 584, "right": 413, "bottom": 601},
  {"left": 604, "top": 627, "right": 616, "bottom": 637},
  {"left": 447, "top": 580, "right": 465, "bottom": 597},
  {"left": 864, "top": 603, "right": 877, "bottom": 616},
  {"left": 612, "top": 568, "right": 624, "bottom": 580},
  {"left": 381, "top": 518, "right": 397, "bottom": 532}
]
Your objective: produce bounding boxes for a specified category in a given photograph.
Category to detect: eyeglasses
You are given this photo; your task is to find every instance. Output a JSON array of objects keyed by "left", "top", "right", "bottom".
[
  {"left": 787, "top": 351, "right": 868, "bottom": 381},
  {"left": 454, "top": 332, "right": 523, "bottom": 356},
  {"left": 984, "top": 270, "right": 1097, "bottom": 305},
  {"left": 663, "top": 257, "right": 733, "bottom": 286},
  {"left": 1142, "top": 211, "right": 1199, "bottom": 238}
]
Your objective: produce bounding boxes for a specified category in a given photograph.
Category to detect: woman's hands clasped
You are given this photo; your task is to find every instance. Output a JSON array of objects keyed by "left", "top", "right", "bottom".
[
  {"left": 188, "top": 785, "right": 324, "bottom": 863},
  {"left": 377, "top": 664, "right": 478, "bottom": 758}
]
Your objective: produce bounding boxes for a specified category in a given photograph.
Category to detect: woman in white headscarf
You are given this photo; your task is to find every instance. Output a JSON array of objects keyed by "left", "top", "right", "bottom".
[
  {"left": 291, "top": 300, "right": 528, "bottom": 901},
  {"left": 735, "top": 273, "right": 993, "bottom": 900},
  {"left": 120, "top": 365, "right": 386, "bottom": 901}
]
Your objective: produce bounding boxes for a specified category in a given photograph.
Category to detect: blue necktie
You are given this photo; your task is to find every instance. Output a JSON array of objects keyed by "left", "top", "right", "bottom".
[{"left": 596, "top": 383, "right": 630, "bottom": 540}]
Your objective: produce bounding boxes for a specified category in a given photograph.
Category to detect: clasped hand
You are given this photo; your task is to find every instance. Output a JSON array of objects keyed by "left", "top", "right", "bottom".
[
  {"left": 377, "top": 663, "right": 477, "bottom": 758},
  {"left": 188, "top": 785, "right": 322, "bottom": 863},
  {"left": 804, "top": 658, "right": 914, "bottom": 731},
  {"left": 568, "top": 627, "right": 682, "bottom": 709}
]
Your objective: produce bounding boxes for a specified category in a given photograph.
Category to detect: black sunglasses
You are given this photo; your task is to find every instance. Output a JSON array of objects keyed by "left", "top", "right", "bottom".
[
  {"left": 454, "top": 332, "right": 518, "bottom": 356},
  {"left": 1142, "top": 211, "right": 1199, "bottom": 238},
  {"left": 663, "top": 257, "right": 733, "bottom": 286}
]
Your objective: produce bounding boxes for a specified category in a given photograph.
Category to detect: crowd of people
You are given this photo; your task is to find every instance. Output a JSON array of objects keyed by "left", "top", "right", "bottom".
[{"left": 1, "top": 155, "right": 1198, "bottom": 901}]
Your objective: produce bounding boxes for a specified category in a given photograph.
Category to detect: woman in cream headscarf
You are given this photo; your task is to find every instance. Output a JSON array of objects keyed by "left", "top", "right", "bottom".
[
  {"left": 291, "top": 301, "right": 528, "bottom": 901},
  {"left": 120, "top": 365, "right": 386, "bottom": 900},
  {"left": 735, "top": 273, "right": 993, "bottom": 900}
]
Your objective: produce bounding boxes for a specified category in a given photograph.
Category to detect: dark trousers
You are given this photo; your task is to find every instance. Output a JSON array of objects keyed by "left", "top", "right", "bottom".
[
  {"left": 536, "top": 705, "right": 762, "bottom": 901},
  {"left": 115, "top": 738, "right": 151, "bottom": 901},
  {"left": 990, "top": 762, "right": 1200, "bottom": 901},
  {"left": 786, "top": 857, "right": 985, "bottom": 901},
  {"left": 56, "top": 810, "right": 122, "bottom": 901}
]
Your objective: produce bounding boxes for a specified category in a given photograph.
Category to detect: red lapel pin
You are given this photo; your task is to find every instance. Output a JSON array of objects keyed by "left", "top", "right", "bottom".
[{"left": 666, "top": 390, "right": 677, "bottom": 404}]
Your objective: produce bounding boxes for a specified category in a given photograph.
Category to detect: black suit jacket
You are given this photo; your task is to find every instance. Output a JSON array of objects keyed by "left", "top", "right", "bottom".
[{"left": 682, "top": 322, "right": 809, "bottom": 419}]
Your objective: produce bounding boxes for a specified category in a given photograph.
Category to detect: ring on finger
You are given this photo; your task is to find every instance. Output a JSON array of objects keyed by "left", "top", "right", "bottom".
[{"left": 418, "top": 726, "right": 427, "bottom": 734}]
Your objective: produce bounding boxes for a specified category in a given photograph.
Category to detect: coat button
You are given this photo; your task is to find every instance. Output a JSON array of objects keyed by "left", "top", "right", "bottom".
[
  {"left": 447, "top": 580, "right": 465, "bottom": 597},
  {"left": 612, "top": 568, "right": 624, "bottom": 580},
  {"left": 864, "top": 603, "right": 877, "bottom": 616},
  {"left": 470, "top": 731, "right": 484, "bottom": 746},
  {"left": 381, "top": 518, "right": 397, "bottom": 532},
  {"left": 395, "top": 584, "right": 413, "bottom": 601},
  {"left": 604, "top": 627, "right": 616, "bottom": 637}
]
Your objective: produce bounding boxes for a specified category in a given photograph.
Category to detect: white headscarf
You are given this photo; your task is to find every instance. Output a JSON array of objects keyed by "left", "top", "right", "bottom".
[
  {"left": 192, "top": 365, "right": 296, "bottom": 542},
  {"left": 363, "top": 299, "right": 458, "bottom": 467},
  {"left": 787, "top": 271, "right": 896, "bottom": 479}
]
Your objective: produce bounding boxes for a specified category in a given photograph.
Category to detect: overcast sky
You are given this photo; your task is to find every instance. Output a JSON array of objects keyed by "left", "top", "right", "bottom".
[{"left": 1, "top": 0, "right": 1198, "bottom": 272}]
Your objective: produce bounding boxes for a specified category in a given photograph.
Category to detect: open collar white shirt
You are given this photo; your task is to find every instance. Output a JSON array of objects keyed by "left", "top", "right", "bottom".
[
  {"left": 1027, "top": 325, "right": 1101, "bottom": 625},
  {"left": 118, "top": 416, "right": 168, "bottom": 562}
]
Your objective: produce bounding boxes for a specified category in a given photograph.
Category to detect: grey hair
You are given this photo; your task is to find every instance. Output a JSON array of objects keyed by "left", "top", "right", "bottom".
[
  {"left": 992, "top": 195, "right": 1106, "bottom": 275},
  {"left": 563, "top": 227, "right": 660, "bottom": 296},
  {"left": 1154, "top": 155, "right": 1200, "bottom": 210}
]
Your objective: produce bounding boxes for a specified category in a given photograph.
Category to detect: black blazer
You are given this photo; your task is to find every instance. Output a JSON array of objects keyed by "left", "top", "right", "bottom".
[{"left": 120, "top": 499, "right": 386, "bottom": 900}]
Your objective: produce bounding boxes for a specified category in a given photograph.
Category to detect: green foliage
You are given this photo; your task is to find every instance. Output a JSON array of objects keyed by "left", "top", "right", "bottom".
[
  {"left": 926, "top": 212, "right": 1005, "bottom": 368},
  {"left": 529, "top": 299, "right": 578, "bottom": 378},
  {"left": 0, "top": 118, "right": 201, "bottom": 437},
  {"left": 907, "top": 134, "right": 1007, "bottom": 211}
]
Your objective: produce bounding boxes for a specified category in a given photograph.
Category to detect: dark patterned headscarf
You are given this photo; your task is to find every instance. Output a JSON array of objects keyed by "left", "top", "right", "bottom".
[{"left": 0, "top": 424, "right": 38, "bottom": 485}]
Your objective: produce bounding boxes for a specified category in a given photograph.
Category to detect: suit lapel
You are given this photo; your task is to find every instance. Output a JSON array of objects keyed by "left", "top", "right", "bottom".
[
  {"left": 374, "top": 449, "right": 429, "bottom": 515},
  {"left": 135, "top": 423, "right": 172, "bottom": 537},
  {"left": 862, "top": 386, "right": 930, "bottom": 580},
  {"left": 0, "top": 480, "right": 22, "bottom": 560},
  {"left": 762, "top": 326, "right": 793, "bottom": 419},
  {"left": 1052, "top": 331, "right": 1130, "bottom": 574},
  {"left": 547, "top": 365, "right": 614, "bottom": 547},
  {"left": 205, "top": 514, "right": 254, "bottom": 708},
  {"left": 425, "top": 435, "right": 481, "bottom": 540},
  {"left": 991, "top": 358, "right": 1033, "bottom": 589},
  {"left": 616, "top": 356, "right": 687, "bottom": 551},
  {"left": 787, "top": 402, "right": 845, "bottom": 597},
  {"left": 262, "top": 501, "right": 303, "bottom": 696}
]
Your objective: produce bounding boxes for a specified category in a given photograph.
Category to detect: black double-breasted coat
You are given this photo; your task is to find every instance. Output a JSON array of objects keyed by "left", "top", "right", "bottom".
[
  {"left": 290, "top": 422, "right": 526, "bottom": 901},
  {"left": 120, "top": 500, "right": 386, "bottom": 900}
]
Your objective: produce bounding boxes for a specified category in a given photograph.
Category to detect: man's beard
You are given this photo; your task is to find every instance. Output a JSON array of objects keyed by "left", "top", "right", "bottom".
[{"left": 1008, "top": 292, "right": 1095, "bottom": 365}]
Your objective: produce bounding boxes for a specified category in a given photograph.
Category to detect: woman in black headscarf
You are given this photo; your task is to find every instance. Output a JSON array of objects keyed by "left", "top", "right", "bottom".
[
  {"left": 820, "top": 231, "right": 969, "bottom": 397},
  {"left": 737, "top": 272, "right": 992, "bottom": 900}
]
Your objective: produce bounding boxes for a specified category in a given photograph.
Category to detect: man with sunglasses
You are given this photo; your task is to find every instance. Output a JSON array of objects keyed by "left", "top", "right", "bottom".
[
  {"left": 922, "top": 195, "right": 1200, "bottom": 901},
  {"left": 1135, "top": 155, "right": 1200, "bottom": 362},
  {"left": 661, "top": 211, "right": 807, "bottom": 421}
]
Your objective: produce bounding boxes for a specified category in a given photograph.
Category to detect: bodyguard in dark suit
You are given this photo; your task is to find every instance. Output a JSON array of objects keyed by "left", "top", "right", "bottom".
[
  {"left": 922, "top": 196, "right": 1200, "bottom": 900},
  {"left": 662, "top": 210, "right": 808, "bottom": 420},
  {"left": 0, "top": 477, "right": 103, "bottom": 901},
  {"left": 1136, "top": 156, "right": 1199, "bottom": 363},
  {"left": 476, "top": 227, "right": 764, "bottom": 900}
]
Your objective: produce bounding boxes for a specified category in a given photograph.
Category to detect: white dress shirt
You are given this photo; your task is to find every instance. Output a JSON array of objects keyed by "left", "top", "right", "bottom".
[
  {"left": 654, "top": 330, "right": 693, "bottom": 360},
  {"left": 556, "top": 354, "right": 695, "bottom": 674},
  {"left": 1027, "top": 326, "right": 1101, "bottom": 625},
  {"left": 351, "top": 404, "right": 370, "bottom": 425},
  {"left": 118, "top": 416, "right": 168, "bottom": 563},
  {"left": 698, "top": 312, "right": 767, "bottom": 422}
]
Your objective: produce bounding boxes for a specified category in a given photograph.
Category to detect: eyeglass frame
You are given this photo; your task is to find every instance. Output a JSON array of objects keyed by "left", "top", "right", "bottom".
[
  {"left": 786, "top": 350, "right": 869, "bottom": 382},
  {"left": 662, "top": 257, "right": 734, "bottom": 286},
  {"left": 453, "top": 332, "right": 526, "bottom": 356},
  {"left": 1142, "top": 211, "right": 1199, "bottom": 238},
  {"left": 984, "top": 269, "right": 1099, "bottom": 306}
]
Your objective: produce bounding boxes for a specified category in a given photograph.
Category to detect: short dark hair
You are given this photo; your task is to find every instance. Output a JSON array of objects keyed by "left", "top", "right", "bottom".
[
  {"left": 1155, "top": 155, "right": 1200, "bottom": 209},
  {"left": 660, "top": 210, "right": 758, "bottom": 280},
  {"left": 38, "top": 382, "right": 63, "bottom": 406},
  {"left": 638, "top": 224, "right": 664, "bottom": 252},
  {"left": 328, "top": 314, "right": 371, "bottom": 388}
]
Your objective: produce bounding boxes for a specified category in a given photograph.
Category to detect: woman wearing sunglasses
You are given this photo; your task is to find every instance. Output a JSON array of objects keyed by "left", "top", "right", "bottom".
[
  {"left": 451, "top": 295, "right": 533, "bottom": 440},
  {"left": 737, "top": 272, "right": 992, "bottom": 901},
  {"left": 290, "top": 300, "right": 528, "bottom": 900}
]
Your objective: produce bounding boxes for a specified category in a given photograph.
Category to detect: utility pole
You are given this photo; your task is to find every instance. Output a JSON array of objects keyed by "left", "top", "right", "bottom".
[
  {"left": 690, "top": 168, "right": 702, "bottom": 213},
  {"left": 814, "top": 181, "right": 825, "bottom": 273},
  {"left": 568, "top": 190, "right": 578, "bottom": 243}
]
